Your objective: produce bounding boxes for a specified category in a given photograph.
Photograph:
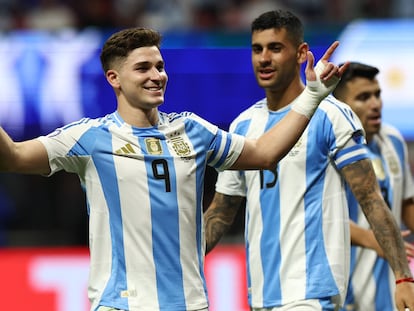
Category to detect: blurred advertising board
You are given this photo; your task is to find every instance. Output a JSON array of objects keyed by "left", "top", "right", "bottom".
[{"left": 0, "top": 245, "right": 249, "bottom": 311}]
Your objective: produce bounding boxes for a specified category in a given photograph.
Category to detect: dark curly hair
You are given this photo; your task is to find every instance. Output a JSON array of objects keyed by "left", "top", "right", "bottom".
[
  {"left": 100, "top": 27, "right": 162, "bottom": 73},
  {"left": 251, "top": 10, "right": 304, "bottom": 47}
]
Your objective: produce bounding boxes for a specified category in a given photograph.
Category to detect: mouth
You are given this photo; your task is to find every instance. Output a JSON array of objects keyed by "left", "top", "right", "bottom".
[
  {"left": 258, "top": 67, "right": 275, "bottom": 80},
  {"left": 144, "top": 85, "right": 164, "bottom": 94},
  {"left": 144, "top": 85, "right": 163, "bottom": 91},
  {"left": 367, "top": 114, "right": 381, "bottom": 125}
]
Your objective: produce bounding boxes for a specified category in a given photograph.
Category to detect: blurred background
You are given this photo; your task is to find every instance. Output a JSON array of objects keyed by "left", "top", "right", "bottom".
[{"left": 0, "top": 0, "right": 414, "bottom": 310}]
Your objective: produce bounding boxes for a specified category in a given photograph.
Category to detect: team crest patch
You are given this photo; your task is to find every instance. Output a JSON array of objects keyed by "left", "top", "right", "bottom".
[
  {"left": 171, "top": 136, "right": 191, "bottom": 157},
  {"left": 145, "top": 138, "right": 163, "bottom": 155}
]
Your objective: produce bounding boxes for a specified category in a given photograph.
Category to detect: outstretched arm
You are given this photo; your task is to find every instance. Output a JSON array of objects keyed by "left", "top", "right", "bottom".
[
  {"left": 342, "top": 158, "right": 414, "bottom": 311},
  {"left": 232, "top": 41, "right": 349, "bottom": 170},
  {"left": 204, "top": 192, "right": 244, "bottom": 254},
  {"left": 0, "top": 127, "right": 50, "bottom": 174}
]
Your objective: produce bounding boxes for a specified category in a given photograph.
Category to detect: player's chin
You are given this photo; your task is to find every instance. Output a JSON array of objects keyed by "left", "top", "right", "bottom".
[
  {"left": 258, "top": 80, "right": 275, "bottom": 89},
  {"left": 154, "top": 97, "right": 165, "bottom": 107}
]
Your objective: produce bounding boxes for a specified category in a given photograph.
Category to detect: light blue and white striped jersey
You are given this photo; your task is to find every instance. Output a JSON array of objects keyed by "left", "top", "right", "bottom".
[
  {"left": 216, "top": 95, "right": 368, "bottom": 308},
  {"left": 37, "top": 110, "right": 244, "bottom": 311},
  {"left": 343, "top": 124, "right": 414, "bottom": 311}
]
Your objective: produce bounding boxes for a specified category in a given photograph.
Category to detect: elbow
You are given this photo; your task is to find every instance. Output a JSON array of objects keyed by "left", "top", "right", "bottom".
[
  {"left": 258, "top": 147, "right": 288, "bottom": 170},
  {"left": 260, "top": 158, "right": 279, "bottom": 171}
]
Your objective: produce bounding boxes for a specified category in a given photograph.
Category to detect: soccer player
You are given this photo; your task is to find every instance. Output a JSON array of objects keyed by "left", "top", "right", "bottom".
[
  {"left": 0, "top": 27, "right": 343, "bottom": 311},
  {"left": 333, "top": 62, "right": 414, "bottom": 311},
  {"left": 204, "top": 10, "right": 414, "bottom": 311}
]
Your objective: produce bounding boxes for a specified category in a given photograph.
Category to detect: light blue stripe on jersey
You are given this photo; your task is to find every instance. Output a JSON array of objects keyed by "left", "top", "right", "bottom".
[
  {"left": 260, "top": 173, "right": 282, "bottom": 301},
  {"left": 261, "top": 114, "right": 283, "bottom": 302},
  {"left": 135, "top": 128, "right": 186, "bottom": 310},
  {"left": 69, "top": 125, "right": 129, "bottom": 310},
  {"left": 304, "top": 128, "right": 336, "bottom": 295}
]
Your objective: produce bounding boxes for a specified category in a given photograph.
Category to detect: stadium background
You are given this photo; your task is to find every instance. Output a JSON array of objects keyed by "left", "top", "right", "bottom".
[{"left": 0, "top": 0, "right": 414, "bottom": 310}]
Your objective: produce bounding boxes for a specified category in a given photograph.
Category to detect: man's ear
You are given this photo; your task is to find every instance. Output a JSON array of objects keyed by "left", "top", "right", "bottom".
[
  {"left": 297, "top": 42, "right": 309, "bottom": 64},
  {"left": 106, "top": 69, "right": 120, "bottom": 88}
]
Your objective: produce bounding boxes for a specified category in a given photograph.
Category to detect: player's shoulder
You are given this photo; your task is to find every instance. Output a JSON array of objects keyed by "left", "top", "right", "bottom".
[
  {"left": 316, "top": 95, "right": 360, "bottom": 123},
  {"left": 57, "top": 115, "right": 105, "bottom": 132}
]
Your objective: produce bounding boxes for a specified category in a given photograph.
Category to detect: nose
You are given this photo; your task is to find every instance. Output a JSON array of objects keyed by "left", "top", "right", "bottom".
[
  {"left": 259, "top": 49, "right": 271, "bottom": 63},
  {"left": 150, "top": 67, "right": 162, "bottom": 80},
  {"left": 369, "top": 94, "right": 382, "bottom": 109}
]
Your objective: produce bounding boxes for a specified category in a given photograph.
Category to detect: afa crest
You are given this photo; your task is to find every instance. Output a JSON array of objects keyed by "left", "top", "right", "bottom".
[{"left": 171, "top": 136, "right": 191, "bottom": 157}]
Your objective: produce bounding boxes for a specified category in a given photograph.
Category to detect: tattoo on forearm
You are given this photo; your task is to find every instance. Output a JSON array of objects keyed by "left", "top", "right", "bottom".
[{"left": 204, "top": 194, "right": 242, "bottom": 254}]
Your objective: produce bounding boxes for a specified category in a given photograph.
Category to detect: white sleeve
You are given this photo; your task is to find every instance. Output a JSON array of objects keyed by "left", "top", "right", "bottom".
[
  {"left": 215, "top": 169, "right": 246, "bottom": 197},
  {"left": 36, "top": 119, "right": 93, "bottom": 175}
]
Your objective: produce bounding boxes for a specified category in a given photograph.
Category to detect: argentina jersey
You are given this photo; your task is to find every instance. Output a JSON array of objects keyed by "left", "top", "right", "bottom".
[
  {"left": 344, "top": 124, "right": 414, "bottom": 311},
  {"left": 216, "top": 95, "right": 368, "bottom": 308},
  {"left": 37, "top": 110, "right": 244, "bottom": 311}
]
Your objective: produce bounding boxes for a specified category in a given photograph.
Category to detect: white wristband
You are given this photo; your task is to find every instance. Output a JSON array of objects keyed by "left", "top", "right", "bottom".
[
  {"left": 291, "top": 81, "right": 320, "bottom": 119},
  {"left": 291, "top": 61, "right": 340, "bottom": 119}
]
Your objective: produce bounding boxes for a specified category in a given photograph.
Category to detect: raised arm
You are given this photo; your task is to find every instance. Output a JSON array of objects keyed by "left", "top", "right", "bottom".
[
  {"left": 342, "top": 158, "right": 414, "bottom": 310},
  {"left": 232, "top": 41, "right": 349, "bottom": 170},
  {"left": 0, "top": 127, "right": 50, "bottom": 175}
]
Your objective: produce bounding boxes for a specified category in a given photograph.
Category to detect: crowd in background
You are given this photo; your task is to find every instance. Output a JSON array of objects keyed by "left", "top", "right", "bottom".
[{"left": 0, "top": 0, "right": 414, "bottom": 32}]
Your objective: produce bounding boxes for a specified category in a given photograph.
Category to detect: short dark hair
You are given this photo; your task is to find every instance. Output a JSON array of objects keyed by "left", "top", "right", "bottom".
[
  {"left": 100, "top": 27, "right": 162, "bottom": 73},
  {"left": 251, "top": 10, "right": 304, "bottom": 47},
  {"left": 333, "top": 62, "right": 379, "bottom": 100}
]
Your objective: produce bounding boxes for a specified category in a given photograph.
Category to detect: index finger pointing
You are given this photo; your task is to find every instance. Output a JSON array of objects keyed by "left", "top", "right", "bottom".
[{"left": 320, "top": 41, "right": 340, "bottom": 62}]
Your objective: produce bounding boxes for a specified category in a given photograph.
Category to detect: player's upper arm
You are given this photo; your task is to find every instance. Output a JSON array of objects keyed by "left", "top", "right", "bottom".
[
  {"left": 340, "top": 158, "right": 380, "bottom": 207},
  {"left": 231, "top": 138, "right": 276, "bottom": 170},
  {"left": 12, "top": 139, "right": 50, "bottom": 175}
]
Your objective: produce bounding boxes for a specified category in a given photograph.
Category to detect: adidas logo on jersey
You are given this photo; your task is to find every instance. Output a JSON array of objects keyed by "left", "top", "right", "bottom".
[{"left": 115, "top": 143, "right": 136, "bottom": 155}]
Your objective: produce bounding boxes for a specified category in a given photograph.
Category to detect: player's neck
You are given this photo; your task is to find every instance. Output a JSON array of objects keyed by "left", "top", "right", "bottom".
[{"left": 117, "top": 106, "right": 159, "bottom": 128}]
